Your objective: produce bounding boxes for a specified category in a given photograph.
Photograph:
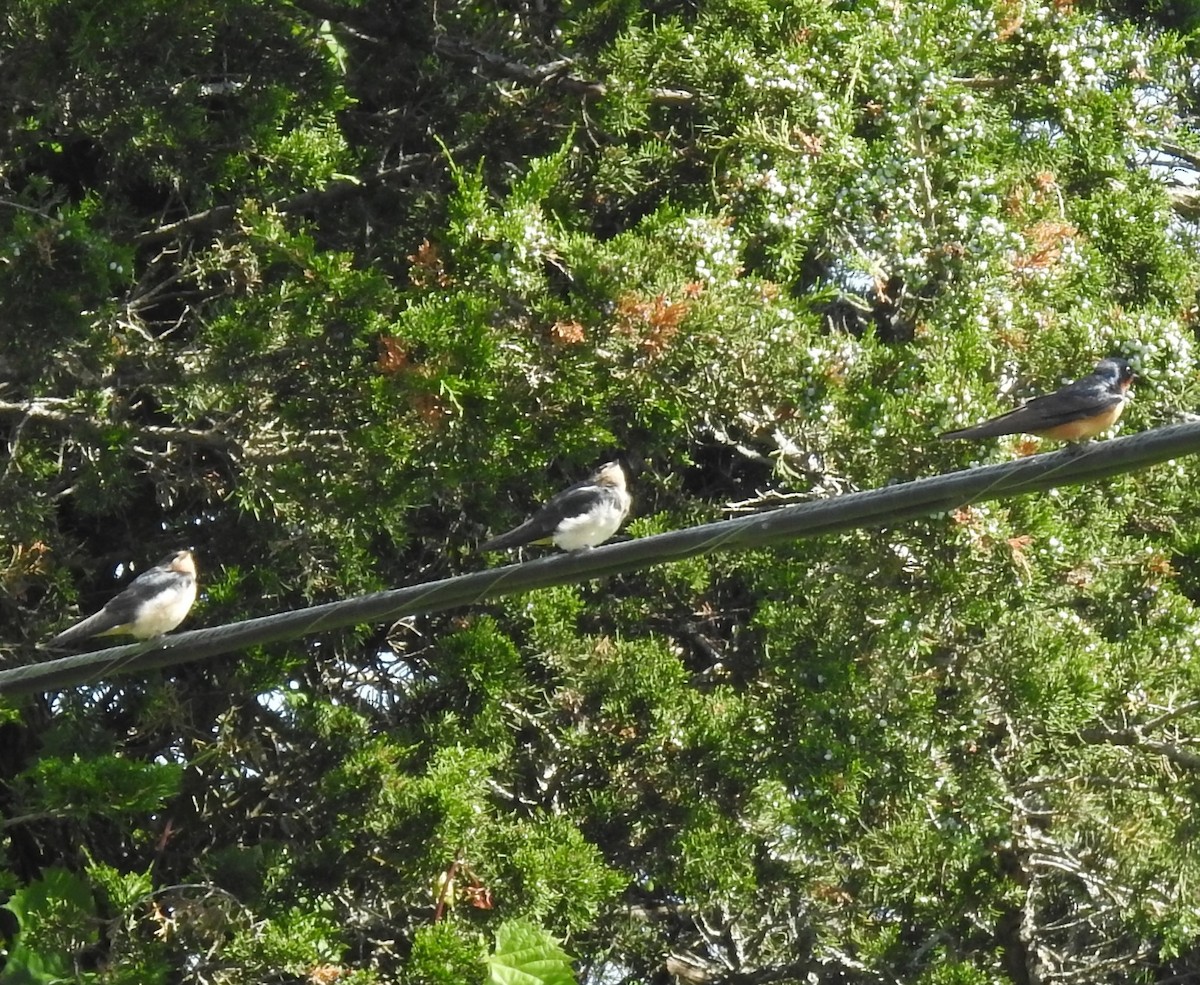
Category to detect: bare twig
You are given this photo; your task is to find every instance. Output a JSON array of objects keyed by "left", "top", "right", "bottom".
[
  {"left": 0, "top": 399, "right": 233, "bottom": 450},
  {"left": 1141, "top": 698, "right": 1200, "bottom": 732},
  {"left": 432, "top": 36, "right": 693, "bottom": 104},
  {"left": 1076, "top": 725, "right": 1200, "bottom": 771},
  {"left": 951, "top": 75, "right": 1049, "bottom": 89},
  {"left": 1153, "top": 140, "right": 1200, "bottom": 171}
]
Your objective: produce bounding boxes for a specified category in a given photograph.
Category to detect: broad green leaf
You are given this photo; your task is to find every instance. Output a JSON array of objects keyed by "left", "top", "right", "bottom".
[{"left": 486, "top": 920, "right": 576, "bottom": 985}]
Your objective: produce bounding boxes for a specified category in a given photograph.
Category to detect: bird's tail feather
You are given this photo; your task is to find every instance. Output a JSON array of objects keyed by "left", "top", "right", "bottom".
[
  {"left": 46, "top": 611, "right": 124, "bottom": 649},
  {"left": 939, "top": 421, "right": 1007, "bottom": 440},
  {"left": 480, "top": 521, "right": 552, "bottom": 551}
]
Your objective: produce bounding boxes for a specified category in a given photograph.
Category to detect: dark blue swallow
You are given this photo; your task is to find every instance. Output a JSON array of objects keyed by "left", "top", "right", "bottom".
[{"left": 940, "top": 357, "right": 1135, "bottom": 443}]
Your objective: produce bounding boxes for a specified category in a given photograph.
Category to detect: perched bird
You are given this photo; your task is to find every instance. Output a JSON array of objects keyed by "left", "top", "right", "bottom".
[
  {"left": 481, "top": 461, "right": 631, "bottom": 552},
  {"left": 939, "top": 357, "right": 1135, "bottom": 443},
  {"left": 46, "top": 550, "right": 198, "bottom": 649}
]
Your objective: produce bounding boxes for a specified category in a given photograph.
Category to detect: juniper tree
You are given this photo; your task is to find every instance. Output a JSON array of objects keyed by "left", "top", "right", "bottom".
[{"left": 4, "top": 0, "right": 1200, "bottom": 982}]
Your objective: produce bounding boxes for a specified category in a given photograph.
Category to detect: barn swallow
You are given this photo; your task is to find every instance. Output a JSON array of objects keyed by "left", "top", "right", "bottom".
[
  {"left": 46, "top": 550, "right": 198, "bottom": 649},
  {"left": 480, "top": 461, "right": 631, "bottom": 552},
  {"left": 939, "top": 357, "right": 1135, "bottom": 443}
]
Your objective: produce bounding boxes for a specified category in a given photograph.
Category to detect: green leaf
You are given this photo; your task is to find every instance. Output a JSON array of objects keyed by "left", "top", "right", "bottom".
[
  {"left": 317, "top": 20, "right": 348, "bottom": 74},
  {"left": 485, "top": 920, "right": 576, "bottom": 985}
]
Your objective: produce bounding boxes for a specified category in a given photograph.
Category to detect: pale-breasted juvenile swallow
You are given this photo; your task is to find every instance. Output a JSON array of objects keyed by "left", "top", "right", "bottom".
[
  {"left": 939, "top": 357, "right": 1135, "bottom": 443},
  {"left": 46, "top": 550, "right": 198, "bottom": 649},
  {"left": 480, "top": 461, "right": 631, "bottom": 552}
]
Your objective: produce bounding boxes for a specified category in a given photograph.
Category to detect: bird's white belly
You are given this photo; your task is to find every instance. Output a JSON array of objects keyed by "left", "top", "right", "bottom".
[
  {"left": 131, "top": 582, "right": 197, "bottom": 638},
  {"left": 552, "top": 501, "right": 625, "bottom": 550}
]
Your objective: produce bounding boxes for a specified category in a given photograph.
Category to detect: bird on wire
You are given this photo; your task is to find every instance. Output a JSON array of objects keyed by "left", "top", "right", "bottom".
[
  {"left": 45, "top": 550, "right": 198, "bottom": 649},
  {"left": 939, "top": 357, "right": 1135, "bottom": 444},
  {"left": 480, "top": 461, "right": 631, "bottom": 553}
]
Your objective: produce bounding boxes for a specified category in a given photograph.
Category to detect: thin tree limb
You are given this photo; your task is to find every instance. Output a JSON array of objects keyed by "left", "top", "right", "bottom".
[
  {"left": 432, "top": 37, "right": 694, "bottom": 104},
  {"left": 1077, "top": 725, "right": 1200, "bottom": 771},
  {"left": 1153, "top": 140, "right": 1200, "bottom": 171},
  {"left": 0, "top": 399, "right": 232, "bottom": 450}
]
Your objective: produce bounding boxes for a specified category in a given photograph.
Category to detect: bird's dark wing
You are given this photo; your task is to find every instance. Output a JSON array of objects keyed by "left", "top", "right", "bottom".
[
  {"left": 540, "top": 480, "right": 609, "bottom": 517},
  {"left": 481, "top": 481, "right": 606, "bottom": 551},
  {"left": 997, "top": 387, "right": 1120, "bottom": 432},
  {"left": 942, "top": 378, "right": 1122, "bottom": 439},
  {"left": 100, "top": 567, "right": 185, "bottom": 624},
  {"left": 1018, "top": 378, "right": 1122, "bottom": 427}
]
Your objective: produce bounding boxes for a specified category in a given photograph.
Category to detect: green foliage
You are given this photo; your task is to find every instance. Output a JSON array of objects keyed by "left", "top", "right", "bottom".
[
  {"left": 18, "top": 755, "right": 181, "bottom": 819},
  {"left": 491, "top": 814, "right": 624, "bottom": 932},
  {"left": 409, "top": 922, "right": 487, "bottom": 985},
  {"left": 1, "top": 868, "right": 97, "bottom": 985},
  {"left": 6, "top": 0, "right": 1200, "bottom": 981},
  {"left": 221, "top": 903, "right": 345, "bottom": 978}
]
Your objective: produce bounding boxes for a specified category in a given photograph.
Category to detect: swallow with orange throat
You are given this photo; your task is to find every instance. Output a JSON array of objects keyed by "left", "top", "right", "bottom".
[
  {"left": 45, "top": 550, "right": 198, "bottom": 649},
  {"left": 939, "top": 357, "right": 1135, "bottom": 444}
]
